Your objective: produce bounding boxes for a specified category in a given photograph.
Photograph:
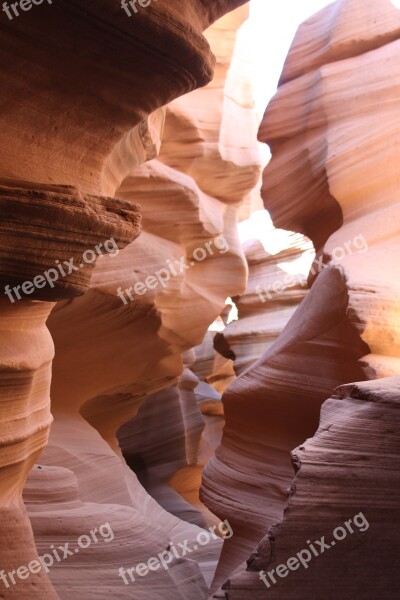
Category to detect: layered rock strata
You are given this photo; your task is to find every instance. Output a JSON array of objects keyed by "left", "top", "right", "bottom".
[
  {"left": 215, "top": 232, "right": 314, "bottom": 376},
  {"left": 203, "top": 0, "right": 400, "bottom": 594},
  {"left": 224, "top": 378, "right": 400, "bottom": 598},
  {"left": 203, "top": 266, "right": 369, "bottom": 592},
  {"left": 0, "top": 184, "right": 140, "bottom": 599},
  {"left": 0, "top": 3, "right": 265, "bottom": 599},
  {"left": 0, "top": 1, "right": 253, "bottom": 598}
]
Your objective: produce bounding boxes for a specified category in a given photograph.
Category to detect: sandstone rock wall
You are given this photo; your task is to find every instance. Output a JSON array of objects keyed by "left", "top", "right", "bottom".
[
  {"left": 2, "top": 1, "right": 398, "bottom": 598},
  {"left": 203, "top": 0, "right": 400, "bottom": 596},
  {"left": 0, "top": 2, "right": 256, "bottom": 598},
  {"left": 230, "top": 377, "right": 400, "bottom": 598},
  {"left": 215, "top": 231, "right": 314, "bottom": 376}
]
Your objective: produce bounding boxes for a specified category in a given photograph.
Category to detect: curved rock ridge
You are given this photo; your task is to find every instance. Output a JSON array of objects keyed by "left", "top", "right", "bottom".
[
  {"left": 167, "top": 351, "right": 227, "bottom": 529},
  {"left": 225, "top": 377, "right": 400, "bottom": 598},
  {"left": 206, "top": 0, "right": 400, "bottom": 596},
  {"left": 215, "top": 232, "right": 314, "bottom": 376},
  {"left": 100, "top": 110, "right": 166, "bottom": 198},
  {"left": 0, "top": 0, "right": 246, "bottom": 193},
  {"left": 0, "top": 1, "right": 254, "bottom": 599},
  {"left": 279, "top": 0, "right": 400, "bottom": 85},
  {"left": 118, "top": 160, "right": 226, "bottom": 247},
  {"left": 118, "top": 354, "right": 224, "bottom": 530},
  {"left": 158, "top": 5, "right": 261, "bottom": 210},
  {"left": 0, "top": 182, "right": 141, "bottom": 300},
  {"left": 110, "top": 7, "right": 265, "bottom": 551},
  {"left": 169, "top": 378, "right": 226, "bottom": 528},
  {"left": 202, "top": 267, "right": 369, "bottom": 592},
  {"left": 24, "top": 462, "right": 218, "bottom": 599},
  {"left": 118, "top": 362, "right": 208, "bottom": 528},
  {"left": 0, "top": 300, "right": 58, "bottom": 599},
  {"left": 0, "top": 185, "right": 140, "bottom": 599},
  {"left": 260, "top": 0, "right": 400, "bottom": 377},
  {"left": 34, "top": 143, "right": 245, "bottom": 597},
  {"left": 9, "top": 4, "right": 265, "bottom": 599}
]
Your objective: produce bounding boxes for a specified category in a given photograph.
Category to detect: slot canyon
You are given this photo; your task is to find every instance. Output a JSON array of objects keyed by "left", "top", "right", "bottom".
[{"left": 0, "top": 0, "right": 399, "bottom": 598}]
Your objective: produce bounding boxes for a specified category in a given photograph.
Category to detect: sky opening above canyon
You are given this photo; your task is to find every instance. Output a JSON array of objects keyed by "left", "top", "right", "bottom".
[{"left": 237, "top": 1, "right": 332, "bottom": 261}]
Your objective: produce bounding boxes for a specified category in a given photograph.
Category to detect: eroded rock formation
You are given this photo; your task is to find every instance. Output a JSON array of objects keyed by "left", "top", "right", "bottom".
[
  {"left": 0, "top": 1, "right": 258, "bottom": 598},
  {"left": 0, "top": 2, "right": 268, "bottom": 598},
  {"left": 0, "top": 185, "right": 140, "bottom": 599},
  {"left": 224, "top": 377, "right": 400, "bottom": 598},
  {"left": 215, "top": 229, "right": 314, "bottom": 376},
  {"left": 1, "top": 0, "right": 399, "bottom": 598},
  {"left": 203, "top": 0, "right": 400, "bottom": 596}
]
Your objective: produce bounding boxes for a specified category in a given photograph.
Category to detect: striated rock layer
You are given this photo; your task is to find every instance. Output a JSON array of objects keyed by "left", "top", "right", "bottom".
[
  {"left": 0, "top": 0, "right": 247, "bottom": 192},
  {"left": 0, "top": 1, "right": 254, "bottom": 598},
  {"left": 203, "top": 0, "right": 400, "bottom": 595},
  {"left": 215, "top": 230, "right": 314, "bottom": 376},
  {"left": 0, "top": 3, "right": 265, "bottom": 599},
  {"left": 226, "top": 378, "right": 400, "bottom": 598},
  {"left": 203, "top": 266, "right": 369, "bottom": 592},
  {"left": 0, "top": 185, "right": 140, "bottom": 599}
]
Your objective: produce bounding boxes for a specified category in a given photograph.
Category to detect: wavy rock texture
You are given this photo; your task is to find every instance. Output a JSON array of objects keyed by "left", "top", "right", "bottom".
[
  {"left": 1, "top": 3, "right": 264, "bottom": 599},
  {"left": 203, "top": 0, "right": 400, "bottom": 595},
  {"left": 227, "top": 378, "right": 400, "bottom": 598},
  {"left": 260, "top": 0, "right": 400, "bottom": 380},
  {"left": 0, "top": 300, "right": 57, "bottom": 599},
  {"left": 0, "top": 185, "right": 140, "bottom": 599},
  {"left": 118, "top": 357, "right": 209, "bottom": 528},
  {"left": 119, "top": 354, "right": 225, "bottom": 529},
  {"left": 215, "top": 232, "right": 314, "bottom": 376},
  {"left": 0, "top": 1, "right": 252, "bottom": 598},
  {"left": 0, "top": 0, "right": 247, "bottom": 192},
  {"left": 112, "top": 6, "right": 266, "bottom": 522},
  {"left": 169, "top": 377, "right": 226, "bottom": 526},
  {"left": 203, "top": 266, "right": 369, "bottom": 593}
]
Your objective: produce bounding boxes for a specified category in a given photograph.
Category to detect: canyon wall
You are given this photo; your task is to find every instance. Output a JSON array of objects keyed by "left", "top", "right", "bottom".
[
  {"left": 0, "top": 1, "right": 258, "bottom": 598},
  {"left": 215, "top": 230, "right": 314, "bottom": 376},
  {"left": 1, "top": 0, "right": 399, "bottom": 598},
  {"left": 203, "top": 0, "right": 400, "bottom": 596}
]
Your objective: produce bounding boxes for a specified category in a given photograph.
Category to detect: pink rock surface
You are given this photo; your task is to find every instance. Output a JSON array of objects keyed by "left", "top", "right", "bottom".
[
  {"left": 0, "top": 2, "right": 255, "bottom": 598},
  {"left": 1, "top": 4, "right": 262, "bottom": 599},
  {"left": 216, "top": 232, "right": 313, "bottom": 375},
  {"left": 203, "top": 0, "right": 400, "bottom": 595}
]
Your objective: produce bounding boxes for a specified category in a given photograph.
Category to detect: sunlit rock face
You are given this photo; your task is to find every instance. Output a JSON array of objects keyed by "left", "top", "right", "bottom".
[
  {"left": 0, "top": 3, "right": 266, "bottom": 600},
  {"left": 0, "top": 1, "right": 257, "bottom": 598},
  {"left": 203, "top": 0, "right": 400, "bottom": 595},
  {"left": 215, "top": 231, "right": 314, "bottom": 376}
]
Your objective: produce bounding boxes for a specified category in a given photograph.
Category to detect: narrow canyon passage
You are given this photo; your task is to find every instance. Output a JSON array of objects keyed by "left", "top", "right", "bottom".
[{"left": 0, "top": 1, "right": 399, "bottom": 599}]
